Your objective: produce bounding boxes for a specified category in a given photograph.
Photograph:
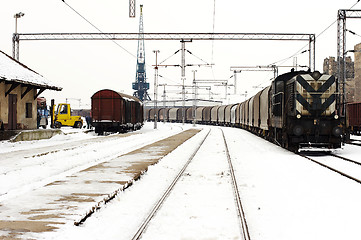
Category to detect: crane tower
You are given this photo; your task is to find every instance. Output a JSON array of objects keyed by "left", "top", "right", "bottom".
[{"left": 132, "top": 5, "right": 150, "bottom": 101}]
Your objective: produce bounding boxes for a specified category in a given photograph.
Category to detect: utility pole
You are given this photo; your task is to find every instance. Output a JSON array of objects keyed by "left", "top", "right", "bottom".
[
  {"left": 192, "top": 70, "right": 197, "bottom": 127},
  {"left": 181, "top": 39, "right": 192, "bottom": 125},
  {"left": 152, "top": 39, "right": 211, "bottom": 121},
  {"left": 13, "top": 12, "right": 24, "bottom": 60},
  {"left": 153, "top": 50, "right": 160, "bottom": 129},
  {"left": 337, "top": 9, "right": 361, "bottom": 117},
  {"left": 159, "top": 84, "right": 167, "bottom": 124},
  {"left": 232, "top": 70, "right": 241, "bottom": 95}
]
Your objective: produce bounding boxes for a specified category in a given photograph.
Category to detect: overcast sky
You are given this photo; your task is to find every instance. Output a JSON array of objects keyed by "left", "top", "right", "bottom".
[{"left": 1, "top": 0, "right": 361, "bottom": 107}]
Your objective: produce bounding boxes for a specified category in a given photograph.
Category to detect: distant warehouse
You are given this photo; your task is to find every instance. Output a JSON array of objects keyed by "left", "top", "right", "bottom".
[{"left": 0, "top": 50, "right": 62, "bottom": 130}]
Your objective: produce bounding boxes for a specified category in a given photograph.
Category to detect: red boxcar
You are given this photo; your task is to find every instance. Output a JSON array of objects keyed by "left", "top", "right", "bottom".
[
  {"left": 91, "top": 89, "right": 143, "bottom": 135},
  {"left": 347, "top": 102, "right": 361, "bottom": 135}
]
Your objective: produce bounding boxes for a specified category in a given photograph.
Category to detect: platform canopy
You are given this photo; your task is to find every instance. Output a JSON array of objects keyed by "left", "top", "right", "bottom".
[{"left": 0, "top": 50, "right": 62, "bottom": 92}]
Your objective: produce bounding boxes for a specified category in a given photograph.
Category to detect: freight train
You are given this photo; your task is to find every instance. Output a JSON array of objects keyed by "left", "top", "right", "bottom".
[
  {"left": 91, "top": 89, "right": 144, "bottom": 135},
  {"left": 145, "top": 70, "right": 346, "bottom": 151},
  {"left": 347, "top": 102, "right": 361, "bottom": 135}
]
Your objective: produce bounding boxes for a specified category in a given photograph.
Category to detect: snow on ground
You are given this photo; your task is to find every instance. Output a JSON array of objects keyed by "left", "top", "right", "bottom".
[
  {"left": 27, "top": 123, "right": 210, "bottom": 240},
  {"left": 135, "top": 127, "right": 241, "bottom": 239},
  {"left": 2, "top": 122, "right": 361, "bottom": 239},
  {"left": 0, "top": 123, "right": 189, "bottom": 201},
  {"left": 224, "top": 128, "right": 361, "bottom": 240}
]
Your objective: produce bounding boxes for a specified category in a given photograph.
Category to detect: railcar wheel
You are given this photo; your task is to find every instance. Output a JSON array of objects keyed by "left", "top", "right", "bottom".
[
  {"left": 95, "top": 127, "right": 104, "bottom": 135},
  {"left": 283, "top": 135, "right": 298, "bottom": 152}
]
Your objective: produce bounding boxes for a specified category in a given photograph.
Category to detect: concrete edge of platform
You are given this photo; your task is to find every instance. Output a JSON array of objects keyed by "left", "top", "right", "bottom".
[
  {"left": 0, "top": 129, "right": 94, "bottom": 142},
  {"left": 9, "top": 129, "right": 63, "bottom": 142}
]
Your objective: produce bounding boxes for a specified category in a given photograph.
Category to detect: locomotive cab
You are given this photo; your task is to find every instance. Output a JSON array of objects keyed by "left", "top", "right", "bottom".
[{"left": 283, "top": 71, "right": 343, "bottom": 149}]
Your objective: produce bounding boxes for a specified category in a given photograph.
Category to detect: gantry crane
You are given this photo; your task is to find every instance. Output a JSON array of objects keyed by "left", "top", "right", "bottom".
[{"left": 132, "top": 5, "right": 150, "bottom": 101}]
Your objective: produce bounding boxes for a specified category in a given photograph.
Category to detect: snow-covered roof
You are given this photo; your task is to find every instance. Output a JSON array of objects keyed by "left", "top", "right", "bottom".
[{"left": 0, "top": 50, "right": 62, "bottom": 91}]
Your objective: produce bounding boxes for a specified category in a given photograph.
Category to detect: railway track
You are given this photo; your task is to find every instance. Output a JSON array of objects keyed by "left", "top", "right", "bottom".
[
  {"left": 349, "top": 138, "right": 361, "bottom": 147},
  {"left": 130, "top": 129, "right": 210, "bottom": 240},
  {"left": 221, "top": 129, "right": 251, "bottom": 240},
  {"left": 131, "top": 127, "right": 249, "bottom": 240},
  {"left": 298, "top": 151, "right": 361, "bottom": 185},
  {"left": 0, "top": 126, "right": 185, "bottom": 201}
]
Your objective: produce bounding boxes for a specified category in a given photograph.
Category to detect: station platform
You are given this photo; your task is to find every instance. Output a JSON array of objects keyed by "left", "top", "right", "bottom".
[{"left": 0, "top": 128, "right": 200, "bottom": 239}]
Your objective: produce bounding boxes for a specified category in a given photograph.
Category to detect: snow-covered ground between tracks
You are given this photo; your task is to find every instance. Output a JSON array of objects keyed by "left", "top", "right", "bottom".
[{"left": 2, "top": 122, "right": 361, "bottom": 240}]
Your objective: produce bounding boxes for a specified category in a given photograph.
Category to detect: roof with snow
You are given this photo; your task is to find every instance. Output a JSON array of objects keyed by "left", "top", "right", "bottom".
[{"left": 0, "top": 50, "right": 62, "bottom": 91}]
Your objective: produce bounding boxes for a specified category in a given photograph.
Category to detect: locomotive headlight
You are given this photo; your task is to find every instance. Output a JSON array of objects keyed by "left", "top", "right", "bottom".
[
  {"left": 312, "top": 71, "right": 321, "bottom": 80},
  {"left": 332, "top": 126, "right": 342, "bottom": 137},
  {"left": 293, "top": 125, "right": 304, "bottom": 136},
  {"left": 296, "top": 114, "right": 301, "bottom": 119},
  {"left": 334, "top": 114, "right": 339, "bottom": 119}
]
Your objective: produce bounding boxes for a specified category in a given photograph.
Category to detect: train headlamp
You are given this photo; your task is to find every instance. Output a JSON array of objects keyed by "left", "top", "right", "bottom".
[
  {"left": 312, "top": 71, "right": 321, "bottom": 80},
  {"left": 334, "top": 114, "right": 339, "bottom": 120},
  {"left": 293, "top": 125, "right": 304, "bottom": 136},
  {"left": 332, "top": 126, "right": 342, "bottom": 137},
  {"left": 296, "top": 114, "right": 301, "bottom": 119}
]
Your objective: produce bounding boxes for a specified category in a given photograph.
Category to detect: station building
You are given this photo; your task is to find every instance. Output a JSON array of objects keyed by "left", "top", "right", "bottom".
[{"left": 0, "top": 50, "right": 62, "bottom": 130}]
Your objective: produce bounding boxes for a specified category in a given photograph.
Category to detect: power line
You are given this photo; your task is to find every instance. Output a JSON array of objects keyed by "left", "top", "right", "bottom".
[
  {"left": 347, "top": 29, "right": 361, "bottom": 38},
  {"left": 187, "top": 50, "right": 212, "bottom": 65},
  {"left": 60, "top": 0, "right": 137, "bottom": 59},
  {"left": 269, "top": 0, "right": 361, "bottom": 68},
  {"left": 60, "top": 0, "right": 177, "bottom": 89}
]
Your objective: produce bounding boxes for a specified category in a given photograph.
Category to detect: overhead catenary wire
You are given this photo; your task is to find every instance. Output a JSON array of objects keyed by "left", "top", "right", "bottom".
[
  {"left": 347, "top": 29, "right": 361, "bottom": 38},
  {"left": 159, "top": 50, "right": 180, "bottom": 65},
  {"left": 60, "top": 0, "right": 182, "bottom": 92},
  {"left": 269, "top": 0, "right": 361, "bottom": 67},
  {"left": 187, "top": 50, "right": 212, "bottom": 65},
  {"left": 60, "top": 0, "right": 138, "bottom": 60}
]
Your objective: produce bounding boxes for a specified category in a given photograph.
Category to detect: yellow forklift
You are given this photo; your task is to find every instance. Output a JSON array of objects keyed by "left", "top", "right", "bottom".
[{"left": 51, "top": 100, "right": 83, "bottom": 128}]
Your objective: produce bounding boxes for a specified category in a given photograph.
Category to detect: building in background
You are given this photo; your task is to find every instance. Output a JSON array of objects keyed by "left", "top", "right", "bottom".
[
  {"left": 354, "top": 43, "right": 361, "bottom": 103},
  {"left": 323, "top": 42, "right": 361, "bottom": 103}
]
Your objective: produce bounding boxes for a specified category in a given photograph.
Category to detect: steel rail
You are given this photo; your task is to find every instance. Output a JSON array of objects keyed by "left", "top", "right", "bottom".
[
  {"left": 328, "top": 152, "right": 361, "bottom": 167},
  {"left": 298, "top": 153, "right": 361, "bottom": 185},
  {"left": 131, "top": 128, "right": 211, "bottom": 240},
  {"left": 348, "top": 139, "right": 361, "bottom": 147},
  {"left": 221, "top": 129, "right": 251, "bottom": 240},
  {"left": 349, "top": 142, "right": 361, "bottom": 147}
]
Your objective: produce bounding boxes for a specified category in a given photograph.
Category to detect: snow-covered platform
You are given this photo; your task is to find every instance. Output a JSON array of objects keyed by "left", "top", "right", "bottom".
[{"left": 0, "top": 128, "right": 200, "bottom": 239}]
